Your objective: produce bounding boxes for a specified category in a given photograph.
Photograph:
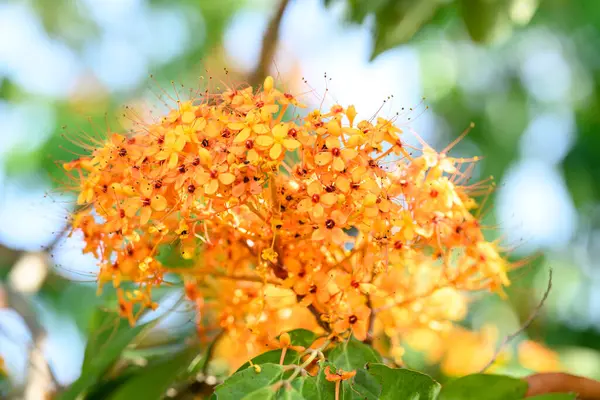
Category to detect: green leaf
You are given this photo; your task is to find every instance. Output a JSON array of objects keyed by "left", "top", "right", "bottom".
[
  {"left": 327, "top": 337, "right": 382, "bottom": 370},
  {"left": 326, "top": 339, "right": 382, "bottom": 399},
  {"left": 81, "top": 309, "right": 130, "bottom": 373},
  {"left": 284, "top": 329, "right": 319, "bottom": 348},
  {"left": 300, "top": 362, "right": 336, "bottom": 400},
  {"left": 236, "top": 349, "right": 302, "bottom": 373},
  {"left": 188, "top": 337, "right": 219, "bottom": 375},
  {"left": 155, "top": 243, "right": 195, "bottom": 269},
  {"left": 438, "top": 374, "right": 528, "bottom": 400},
  {"left": 524, "top": 395, "right": 577, "bottom": 400},
  {"left": 107, "top": 350, "right": 196, "bottom": 400},
  {"left": 59, "top": 310, "right": 151, "bottom": 400},
  {"left": 351, "top": 368, "right": 381, "bottom": 399},
  {"left": 301, "top": 361, "right": 380, "bottom": 400},
  {"left": 236, "top": 329, "right": 317, "bottom": 373},
  {"left": 370, "top": 0, "right": 441, "bottom": 60},
  {"left": 365, "top": 363, "right": 440, "bottom": 399},
  {"left": 459, "top": 0, "right": 510, "bottom": 43},
  {"left": 214, "top": 363, "right": 285, "bottom": 399}
]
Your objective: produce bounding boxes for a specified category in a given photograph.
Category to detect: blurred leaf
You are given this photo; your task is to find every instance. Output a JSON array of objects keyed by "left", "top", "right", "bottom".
[
  {"left": 525, "top": 395, "right": 577, "bottom": 400},
  {"left": 327, "top": 337, "right": 382, "bottom": 370},
  {"left": 438, "top": 374, "right": 528, "bottom": 400},
  {"left": 155, "top": 243, "right": 195, "bottom": 269},
  {"left": 0, "top": 373, "right": 10, "bottom": 399},
  {"left": 459, "top": 0, "right": 509, "bottom": 43},
  {"left": 371, "top": 0, "right": 441, "bottom": 60},
  {"left": 59, "top": 310, "right": 152, "bottom": 400},
  {"left": 213, "top": 363, "right": 285, "bottom": 399},
  {"left": 365, "top": 363, "right": 441, "bottom": 399},
  {"left": 107, "top": 350, "right": 196, "bottom": 400},
  {"left": 189, "top": 337, "right": 220, "bottom": 375},
  {"left": 30, "top": 0, "right": 99, "bottom": 47}
]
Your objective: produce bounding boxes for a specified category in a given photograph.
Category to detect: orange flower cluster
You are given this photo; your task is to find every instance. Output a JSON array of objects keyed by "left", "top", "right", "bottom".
[{"left": 64, "top": 76, "right": 512, "bottom": 367}]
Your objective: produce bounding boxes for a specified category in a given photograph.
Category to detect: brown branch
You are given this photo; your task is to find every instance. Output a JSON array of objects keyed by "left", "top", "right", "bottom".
[
  {"left": 525, "top": 373, "right": 600, "bottom": 399},
  {"left": 249, "top": 0, "right": 291, "bottom": 88},
  {"left": 364, "top": 295, "right": 377, "bottom": 345},
  {"left": 480, "top": 268, "right": 553, "bottom": 373},
  {"left": 1, "top": 283, "right": 60, "bottom": 396}
]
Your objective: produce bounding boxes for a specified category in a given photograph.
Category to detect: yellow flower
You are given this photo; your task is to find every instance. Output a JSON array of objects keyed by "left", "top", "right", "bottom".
[
  {"left": 261, "top": 248, "right": 279, "bottom": 263},
  {"left": 255, "top": 122, "right": 301, "bottom": 159}
]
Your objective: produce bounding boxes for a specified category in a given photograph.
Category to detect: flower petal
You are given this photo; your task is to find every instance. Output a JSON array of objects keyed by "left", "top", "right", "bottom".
[
  {"left": 140, "top": 180, "right": 153, "bottom": 197},
  {"left": 269, "top": 143, "right": 283, "bottom": 159},
  {"left": 140, "top": 207, "right": 152, "bottom": 225},
  {"left": 326, "top": 136, "right": 340, "bottom": 149},
  {"left": 332, "top": 157, "right": 345, "bottom": 172},
  {"left": 181, "top": 111, "right": 195, "bottom": 124},
  {"left": 253, "top": 124, "right": 270, "bottom": 134},
  {"left": 272, "top": 123, "right": 287, "bottom": 139},
  {"left": 151, "top": 195, "right": 167, "bottom": 211},
  {"left": 336, "top": 175, "right": 350, "bottom": 193},
  {"left": 205, "top": 179, "right": 218, "bottom": 195},
  {"left": 228, "top": 122, "right": 246, "bottom": 131},
  {"left": 233, "top": 127, "right": 251, "bottom": 143},
  {"left": 232, "top": 183, "right": 246, "bottom": 197},
  {"left": 307, "top": 181, "right": 321, "bottom": 196},
  {"left": 283, "top": 138, "right": 301, "bottom": 150},
  {"left": 312, "top": 228, "right": 326, "bottom": 241},
  {"left": 320, "top": 193, "right": 337, "bottom": 206},
  {"left": 167, "top": 153, "right": 178, "bottom": 169},
  {"left": 314, "top": 152, "right": 332, "bottom": 166},
  {"left": 255, "top": 135, "right": 274, "bottom": 147},
  {"left": 341, "top": 148, "right": 358, "bottom": 161},
  {"left": 219, "top": 172, "right": 235, "bottom": 185}
]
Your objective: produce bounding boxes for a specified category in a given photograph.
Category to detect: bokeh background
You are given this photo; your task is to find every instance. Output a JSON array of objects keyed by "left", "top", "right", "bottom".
[{"left": 1, "top": 0, "right": 600, "bottom": 395}]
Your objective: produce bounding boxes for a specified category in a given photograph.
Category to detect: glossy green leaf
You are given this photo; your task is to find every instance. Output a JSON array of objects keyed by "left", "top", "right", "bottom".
[
  {"left": 214, "top": 363, "right": 286, "bottom": 399},
  {"left": 438, "top": 374, "right": 528, "bottom": 400},
  {"left": 284, "top": 329, "right": 319, "bottom": 348},
  {"left": 235, "top": 328, "right": 318, "bottom": 373},
  {"left": 300, "top": 361, "right": 336, "bottom": 400},
  {"left": 327, "top": 337, "right": 382, "bottom": 370},
  {"left": 236, "top": 349, "right": 302, "bottom": 373},
  {"left": 301, "top": 361, "right": 379, "bottom": 400},
  {"left": 365, "top": 363, "right": 440, "bottom": 399},
  {"left": 107, "top": 350, "right": 196, "bottom": 400},
  {"left": 350, "top": 368, "right": 381, "bottom": 399}
]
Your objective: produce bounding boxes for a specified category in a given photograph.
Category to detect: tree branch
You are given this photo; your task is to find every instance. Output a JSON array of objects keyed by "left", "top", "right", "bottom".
[
  {"left": 249, "top": 0, "right": 291, "bottom": 88},
  {"left": 525, "top": 372, "right": 600, "bottom": 399},
  {"left": 480, "top": 268, "right": 553, "bottom": 373}
]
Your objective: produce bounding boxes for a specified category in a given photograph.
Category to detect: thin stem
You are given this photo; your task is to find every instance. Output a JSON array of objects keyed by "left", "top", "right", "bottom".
[{"left": 479, "top": 268, "right": 553, "bottom": 373}]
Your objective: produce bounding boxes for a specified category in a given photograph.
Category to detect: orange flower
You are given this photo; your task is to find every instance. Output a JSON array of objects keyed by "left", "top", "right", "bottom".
[
  {"left": 311, "top": 209, "right": 349, "bottom": 245},
  {"left": 155, "top": 130, "right": 186, "bottom": 169},
  {"left": 297, "top": 181, "right": 338, "bottom": 219},
  {"left": 255, "top": 122, "right": 301, "bottom": 160},
  {"left": 324, "top": 366, "right": 356, "bottom": 382},
  {"left": 314, "top": 136, "right": 358, "bottom": 172},
  {"left": 332, "top": 303, "right": 371, "bottom": 341},
  {"left": 64, "top": 74, "right": 518, "bottom": 371}
]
